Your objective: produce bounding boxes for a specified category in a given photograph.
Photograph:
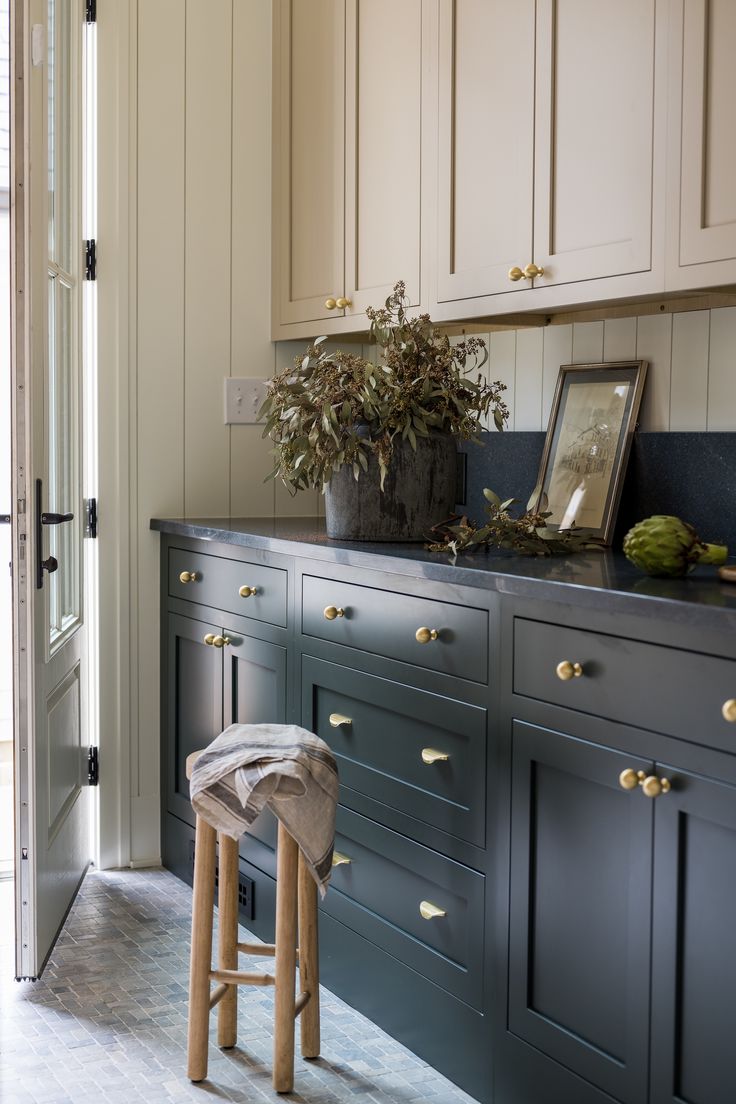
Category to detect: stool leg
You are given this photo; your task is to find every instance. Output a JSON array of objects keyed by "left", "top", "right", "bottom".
[
  {"left": 187, "top": 816, "right": 217, "bottom": 1082},
  {"left": 298, "top": 853, "right": 320, "bottom": 1058},
  {"left": 273, "top": 822, "right": 299, "bottom": 1092},
  {"left": 217, "top": 833, "right": 239, "bottom": 1048}
]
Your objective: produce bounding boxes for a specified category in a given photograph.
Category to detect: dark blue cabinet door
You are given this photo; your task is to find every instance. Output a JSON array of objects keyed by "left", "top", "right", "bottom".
[
  {"left": 650, "top": 765, "right": 736, "bottom": 1104},
  {"left": 508, "top": 721, "right": 653, "bottom": 1104},
  {"left": 166, "top": 613, "right": 223, "bottom": 828}
]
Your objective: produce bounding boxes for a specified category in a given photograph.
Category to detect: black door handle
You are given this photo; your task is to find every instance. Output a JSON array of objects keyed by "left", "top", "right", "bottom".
[{"left": 41, "top": 511, "right": 74, "bottom": 525}]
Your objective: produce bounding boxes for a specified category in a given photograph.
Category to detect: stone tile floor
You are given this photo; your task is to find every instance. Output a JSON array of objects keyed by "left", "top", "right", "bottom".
[{"left": 0, "top": 869, "right": 477, "bottom": 1104}]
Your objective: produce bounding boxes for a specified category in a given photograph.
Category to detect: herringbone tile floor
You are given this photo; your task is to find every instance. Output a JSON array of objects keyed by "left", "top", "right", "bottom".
[{"left": 0, "top": 869, "right": 476, "bottom": 1104}]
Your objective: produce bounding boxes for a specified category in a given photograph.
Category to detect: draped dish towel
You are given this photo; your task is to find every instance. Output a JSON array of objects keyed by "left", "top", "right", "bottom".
[{"left": 189, "top": 723, "right": 339, "bottom": 896}]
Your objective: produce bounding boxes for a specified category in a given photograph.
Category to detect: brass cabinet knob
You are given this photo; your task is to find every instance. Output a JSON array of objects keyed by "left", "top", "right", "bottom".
[
  {"left": 523, "top": 263, "right": 545, "bottom": 279},
  {"left": 335, "top": 297, "right": 352, "bottom": 309},
  {"left": 239, "top": 585, "right": 258, "bottom": 598},
  {"left": 179, "top": 570, "right": 200, "bottom": 584},
  {"left": 619, "top": 768, "right": 645, "bottom": 791},
  {"left": 641, "top": 775, "right": 671, "bottom": 799},
  {"left": 212, "top": 635, "right": 231, "bottom": 648},
  {"left": 203, "top": 634, "right": 216, "bottom": 646},
  {"left": 421, "top": 748, "right": 449, "bottom": 765},
  {"left": 416, "top": 627, "right": 439, "bottom": 644},
  {"left": 323, "top": 605, "right": 345, "bottom": 620},
  {"left": 332, "top": 851, "right": 352, "bottom": 867},
  {"left": 325, "top": 297, "right": 337, "bottom": 310},
  {"left": 508, "top": 266, "right": 525, "bottom": 282},
  {"left": 419, "top": 900, "right": 447, "bottom": 920},
  {"left": 556, "top": 660, "right": 583, "bottom": 681},
  {"left": 329, "top": 713, "right": 352, "bottom": 728},
  {"left": 722, "top": 699, "right": 736, "bottom": 723}
]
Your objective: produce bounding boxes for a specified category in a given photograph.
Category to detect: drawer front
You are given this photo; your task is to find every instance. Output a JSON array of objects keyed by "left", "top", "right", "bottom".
[
  {"left": 304, "top": 656, "right": 486, "bottom": 847},
  {"left": 325, "top": 807, "right": 485, "bottom": 1008},
  {"left": 514, "top": 617, "right": 736, "bottom": 752},
  {"left": 302, "top": 574, "right": 488, "bottom": 683},
  {"left": 169, "top": 547, "right": 287, "bottom": 627}
]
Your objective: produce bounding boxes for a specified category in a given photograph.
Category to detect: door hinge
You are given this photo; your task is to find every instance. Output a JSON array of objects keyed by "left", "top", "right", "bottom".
[
  {"left": 84, "top": 498, "right": 98, "bottom": 539},
  {"left": 88, "top": 746, "right": 99, "bottom": 786},
  {"left": 85, "top": 0, "right": 96, "bottom": 24},
  {"left": 84, "top": 239, "right": 96, "bottom": 280}
]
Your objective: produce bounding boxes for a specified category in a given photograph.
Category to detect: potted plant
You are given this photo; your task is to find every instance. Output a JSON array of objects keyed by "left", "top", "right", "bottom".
[{"left": 260, "top": 281, "right": 509, "bottom": 540}]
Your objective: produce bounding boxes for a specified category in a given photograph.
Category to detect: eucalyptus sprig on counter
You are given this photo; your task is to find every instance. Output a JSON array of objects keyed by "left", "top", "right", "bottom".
[{"left": 427, "top": 488, "right": 604, "bottom": 558}]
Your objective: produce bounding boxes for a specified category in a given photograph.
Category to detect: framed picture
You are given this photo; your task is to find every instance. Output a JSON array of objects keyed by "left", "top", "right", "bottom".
[{"left": 532, "top": 360, "right": 648, "bottom": 544}]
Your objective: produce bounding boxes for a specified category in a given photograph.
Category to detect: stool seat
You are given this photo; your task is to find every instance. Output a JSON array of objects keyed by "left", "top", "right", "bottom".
[{"left": 186, "top": 741, "right": 323, "bottom": 1093}]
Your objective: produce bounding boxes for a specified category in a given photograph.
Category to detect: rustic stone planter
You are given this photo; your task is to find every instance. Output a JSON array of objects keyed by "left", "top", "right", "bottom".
[{"left": 324, "top": 433, "right": 457, "bottom": 541}]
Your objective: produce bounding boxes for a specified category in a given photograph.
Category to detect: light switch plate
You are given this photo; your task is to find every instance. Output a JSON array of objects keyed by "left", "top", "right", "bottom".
[{"left": 224, "top": 378, "right": 268, "bottom": 425}]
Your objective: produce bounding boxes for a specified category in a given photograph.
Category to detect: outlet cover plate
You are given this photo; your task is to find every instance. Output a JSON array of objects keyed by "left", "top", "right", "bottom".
[{"left": 224, "top": 377, "right": 268, "bottom": 424}]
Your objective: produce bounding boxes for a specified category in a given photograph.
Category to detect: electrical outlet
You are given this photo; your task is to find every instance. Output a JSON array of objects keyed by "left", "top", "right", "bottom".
[{"left": 224, "top": 378, "right": 268, "bottom": 425}]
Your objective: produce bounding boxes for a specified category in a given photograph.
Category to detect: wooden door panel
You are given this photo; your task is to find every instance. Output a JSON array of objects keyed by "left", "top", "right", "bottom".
[
  {"left": 534, "top": 0, "right": 656, "bottom": 285},
  {"left": 651, "top": 766, "right": 736, "bottom": 1104},
  {"left": 437, "top": 0, "right": 535, "bottom": 302},
  {"left": 509, "top": 721, "right": 652, "bottom": 1104}
]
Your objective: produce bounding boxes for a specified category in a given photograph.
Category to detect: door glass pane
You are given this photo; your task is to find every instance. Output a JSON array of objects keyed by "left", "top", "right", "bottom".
[
  {"left": 47, "top": 0, "right": 72, "bottom": 273},
  {"left": 48, "top": 278, "right": 77, "bottom": 641}
]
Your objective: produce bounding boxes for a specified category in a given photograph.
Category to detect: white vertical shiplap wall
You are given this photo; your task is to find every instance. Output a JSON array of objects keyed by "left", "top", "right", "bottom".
[{"left": 445, "top": 307, "right": 736, "bottom": 432}]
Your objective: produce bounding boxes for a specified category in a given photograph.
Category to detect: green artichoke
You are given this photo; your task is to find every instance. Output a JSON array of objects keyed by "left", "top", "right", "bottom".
[{"left": 623, "top": 515, "right": 728, "bottom": 578}]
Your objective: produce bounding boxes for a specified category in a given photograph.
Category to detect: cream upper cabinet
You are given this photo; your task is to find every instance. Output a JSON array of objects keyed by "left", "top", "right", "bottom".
[
  {"left": 433, "top": 0, "right": 667, "bottom": 316},
  {"left": 667, "top": 0, "right": 736, "bottom": 289},
  {"left": 272, "top": 0, "right": 430, "bottom": 338},
  {"left": 436, "top": 0, "right": 535, "bottom": 304}
]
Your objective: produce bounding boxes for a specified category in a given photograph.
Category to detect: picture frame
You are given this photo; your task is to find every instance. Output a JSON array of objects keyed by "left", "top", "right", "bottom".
[{"left": 532, "top": 360, "right": 648, "bottom": 545}]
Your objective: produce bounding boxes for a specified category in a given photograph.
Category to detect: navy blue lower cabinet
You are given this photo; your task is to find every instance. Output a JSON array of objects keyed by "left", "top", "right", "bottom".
[
  {"left": 650, "top": 764, "right": 736, "bottom": 1104},
  {"left": 506, "top": 721, "right": 653, "bottom": 1104}
]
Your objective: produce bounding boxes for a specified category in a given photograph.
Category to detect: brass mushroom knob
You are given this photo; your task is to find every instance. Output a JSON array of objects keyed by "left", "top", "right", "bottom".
[
  {"left": 179, "top": 570, "right": 200, "bottom": 584},
  {"left": 203, "top": 634, "right": 216, "bottom": 646},
  {"left": 335, "top": 297, "right": 352, "bottom": 309},
  {"left": 722, "top": 699, "right": 736, "bottom": 723},
  {"left": 619, "top": 768, "right": 644, "bottom": 791},
  {"left": 641, "top": 775, "right": 671, "bottom": 799},
  {"left": 325, "top": 297, "right": 337, "bottom": 310},
  {"left": 212, "top": 635, "right": 231, "bottom": 648},
  {"left": 556, "top": 660, "right": 583, "bottom": 681},
  {"left": 239, "top": 585, "right": 258, "bottom": 598},
  {"left": 323, "top": 605, "right": 345, "bottom": 620},
  {"left": 508, "top": 266, "right": 525, "bottom": 282},
  {"left": 523, "top": 263, "right": 545, "bottom": 279},
  {"left": 416, "top": 627, "right": 439, "bottom": 644}
]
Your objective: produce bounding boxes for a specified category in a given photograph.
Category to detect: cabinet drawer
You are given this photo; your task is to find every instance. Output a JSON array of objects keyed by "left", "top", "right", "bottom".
[
  {"left": 325, "top": 807, "right": 485, "bottom": 1009},
  {"left": 169, "top": 547, "right": 287, "bottom": 627},
  {"left": 514, "top": 618, "right": 736, "bottom": 753},
  {"left": 302, "top": 574, "right": 488, "bottom": 683},
  {"left": 304, "top": 656, "right": 486, "bottom": 847}
]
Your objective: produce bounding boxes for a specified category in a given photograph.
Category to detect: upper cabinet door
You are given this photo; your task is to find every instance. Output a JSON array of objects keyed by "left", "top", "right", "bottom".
[
  {"left": 436, "top": 0, "right": 535, "bottom": 303},
  {"left": 343, "top": 0, "right": 425, "bottom": 315},
  {"left": 533, "top": 0, "right": 659, "bottom": 288},
  {"left": 673, "top": 0, "right": 736, "bottom": 280},
  {"left": 272, "top": 0, "right": 345, "bottom": 326}
]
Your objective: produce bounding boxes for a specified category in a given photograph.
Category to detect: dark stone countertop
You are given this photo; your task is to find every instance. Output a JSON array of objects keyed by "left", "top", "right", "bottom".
[{"left": 151, "top": 515, "right": 736, "bottom": 636}]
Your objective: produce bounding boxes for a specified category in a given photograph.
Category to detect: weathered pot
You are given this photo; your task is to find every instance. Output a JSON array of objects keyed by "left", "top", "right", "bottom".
[{"left": 324, "top": 433, "right": 457, "bottom": 541}]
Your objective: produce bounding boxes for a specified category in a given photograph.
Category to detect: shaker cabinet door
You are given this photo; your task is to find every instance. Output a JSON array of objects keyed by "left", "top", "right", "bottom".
[
  {"left": 436, "top": 0, "right": 535, "bottom": 303},
  {"left": 272, "top": 0, "right": 346, "bottom": 326},
  {"left": 650, "top": 764, "right": 736, "bottom": 1104},
  {"left": 508, "top": 721, "right": 653, "bottom": 1104},
  {"left": 532, "top": 0, "right": 659, "bottom": 288}
]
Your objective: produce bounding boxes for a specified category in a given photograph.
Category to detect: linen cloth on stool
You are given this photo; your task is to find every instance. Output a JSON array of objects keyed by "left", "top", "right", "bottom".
[{"left": 189, "top": 722, "right": 339, "bottom": 893}]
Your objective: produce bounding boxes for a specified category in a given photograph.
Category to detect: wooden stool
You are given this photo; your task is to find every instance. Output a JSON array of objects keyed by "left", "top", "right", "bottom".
[{"left": 185, "top": 751, "right": 320, "bottom": 1091}]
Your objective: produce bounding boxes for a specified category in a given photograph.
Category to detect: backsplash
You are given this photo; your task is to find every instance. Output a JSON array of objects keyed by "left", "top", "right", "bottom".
[{"left": 462, "top": 431, "right": 736, "bottom": 552}]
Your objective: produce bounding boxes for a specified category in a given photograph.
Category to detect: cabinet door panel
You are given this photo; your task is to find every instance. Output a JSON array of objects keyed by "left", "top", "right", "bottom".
[
  {"left": 533, "top": 0, "right": 656, "bottom": 286},
  {"left": 166, "top": 614, "right": 223, "bottom": 828},
  {"left": 679, "top": 0, "right": 736, "bottom": 268},
  {"left": 651, "top": 766, "right": 736, "bottom": 1104},
  {"left": 509, "top": 721, "right": 652, "bottom": 1104},
  {"left": 437, "top": 0, "right": 535, "bottom": 302},
  {"left": 224, "top": 631, "right": 287, "bottom": 854},
  {"left": 344, "top": 0, "right": 423, "bottom": 314},
  {"left": 274, "top": 0, "right": 345, "bottom": 325}
]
